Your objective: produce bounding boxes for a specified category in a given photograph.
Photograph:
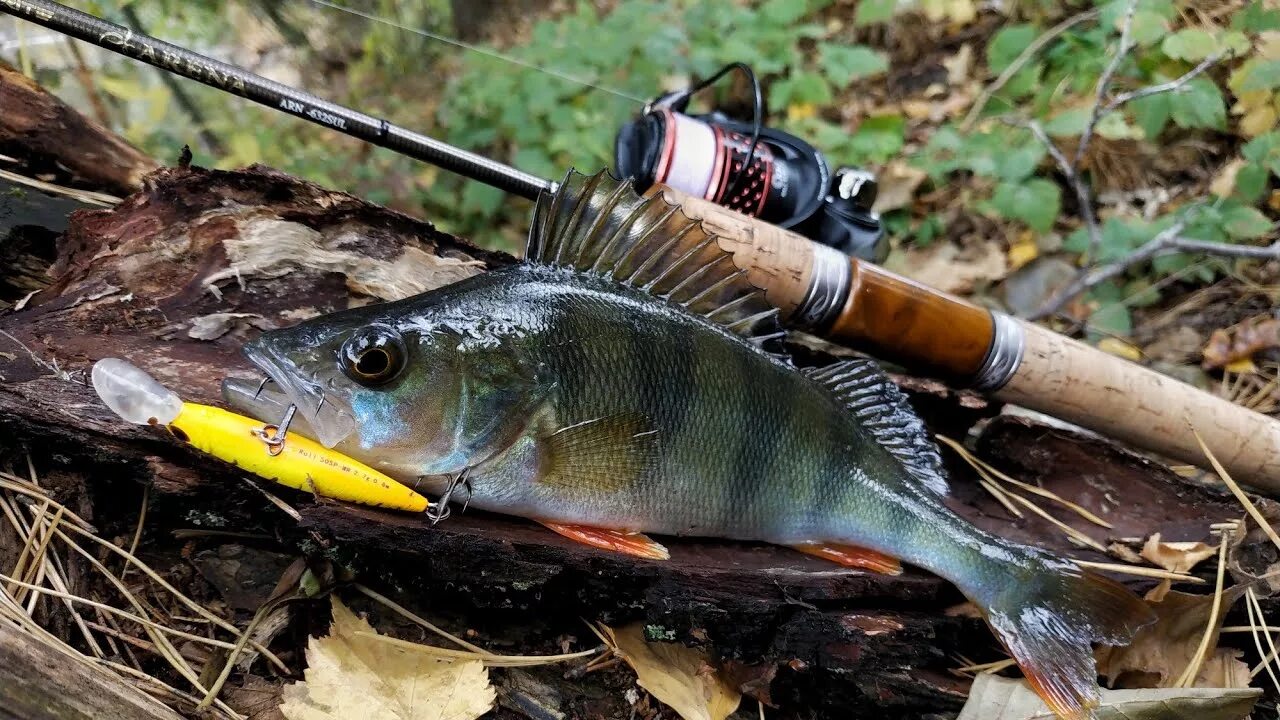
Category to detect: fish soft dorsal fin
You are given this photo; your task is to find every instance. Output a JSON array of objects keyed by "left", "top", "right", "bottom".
[
  {"left": 804, "top": 359, "right": 949, "bottom": 495},
  {"left": 526, "top": 170, "right": 786, "bottom": 352}
]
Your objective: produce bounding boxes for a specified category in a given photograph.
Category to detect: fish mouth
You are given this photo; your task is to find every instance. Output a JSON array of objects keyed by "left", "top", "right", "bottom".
[{"left": 222, "top": 345, "right": 358, "bottom": 449}]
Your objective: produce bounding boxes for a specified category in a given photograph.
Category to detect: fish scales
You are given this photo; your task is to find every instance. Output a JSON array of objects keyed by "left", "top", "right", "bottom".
[{"left": 225, "top": 171, "right": 1155, "bottom": 720}]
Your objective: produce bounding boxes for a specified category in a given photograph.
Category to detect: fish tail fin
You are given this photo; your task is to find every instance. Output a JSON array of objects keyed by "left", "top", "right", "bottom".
[{"left": 978, "top": 560, "right": 1154, "bottom": 720}]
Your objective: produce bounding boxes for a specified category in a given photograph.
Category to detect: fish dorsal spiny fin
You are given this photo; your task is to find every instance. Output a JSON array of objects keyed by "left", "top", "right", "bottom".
[
  {"left": 525, "top": 169, "right": 786, "bottom": 353},
  {"left": 804, "top": 359, "right": 949, "bottom": 495}
]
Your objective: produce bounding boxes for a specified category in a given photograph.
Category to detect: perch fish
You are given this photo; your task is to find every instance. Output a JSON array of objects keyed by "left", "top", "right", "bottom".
[{"left": 223, "top": 171, "right": 1153, "bottom": 720}]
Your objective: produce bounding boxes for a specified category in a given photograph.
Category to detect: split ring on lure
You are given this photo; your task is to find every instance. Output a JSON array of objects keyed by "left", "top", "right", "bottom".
[{"left": 90, "top": 358, "right": 429, "bottom": 513}]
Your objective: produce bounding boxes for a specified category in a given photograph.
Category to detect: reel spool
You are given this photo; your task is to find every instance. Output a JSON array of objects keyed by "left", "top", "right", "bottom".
[{"left": 615, "top": 63, "right": 888, "bottom": 262}]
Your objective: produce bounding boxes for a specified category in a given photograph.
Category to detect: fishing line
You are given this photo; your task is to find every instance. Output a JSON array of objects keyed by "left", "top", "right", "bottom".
[{"left": 303, "top": 0, "right": 646, "bottom": 104}]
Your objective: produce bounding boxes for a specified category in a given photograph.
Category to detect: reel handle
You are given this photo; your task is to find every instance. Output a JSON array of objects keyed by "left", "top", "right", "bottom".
[{"left": 652, "top": 183, "right": 1280, "bottom": 491}]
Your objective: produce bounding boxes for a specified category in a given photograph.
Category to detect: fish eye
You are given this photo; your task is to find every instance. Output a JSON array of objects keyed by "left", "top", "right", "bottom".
[{"left": 340, "top": 325, "right": 406, "bottom": 387}]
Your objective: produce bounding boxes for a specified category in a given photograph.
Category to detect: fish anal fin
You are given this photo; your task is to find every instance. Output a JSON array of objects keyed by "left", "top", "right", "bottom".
[
  {"left": 540, "top": 522, "right": 669, "bottom": 560},
  {"left": 791, "top": 543, "right": 902, "bottom": 575},
  {"left": 536, "top": 413, "right": 658, "bottom": 492},
  {"left": 803, "top": 359, "right": 949, "bottom": 496},
  {"left": 525, "top": 170, "right": 786, "bottom": 354}
]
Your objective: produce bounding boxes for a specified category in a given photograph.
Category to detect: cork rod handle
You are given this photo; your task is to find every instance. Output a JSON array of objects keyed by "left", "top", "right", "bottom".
[{"left": 999, "top": 322, "right": 1280, "bottom": 492}]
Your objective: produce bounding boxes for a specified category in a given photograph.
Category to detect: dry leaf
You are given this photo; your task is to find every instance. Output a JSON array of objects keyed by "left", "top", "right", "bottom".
[
  {"left": 601, "top": 623, "right": 741, "bottom": 720},
  {"left": 1141, "top": 534, "right": 1218, "bottom": 575},
  {"left": 957, "top": 674, "right": 1259, "bottom": 720},
  {"left": 889, "top": 241, "right": 1006, "bottom": 295},
  {"left": 872, "top": 161, "right": 927, "bottom": 213},
  {"left": 1201, "top": 317, "right": 1280, "bottom": 370},
  {"left": 1095, "top": 589, "right": 1247, "bottom": 689},
  {"left": 280, "top": 598, "right": 495, "bottom": 720}
]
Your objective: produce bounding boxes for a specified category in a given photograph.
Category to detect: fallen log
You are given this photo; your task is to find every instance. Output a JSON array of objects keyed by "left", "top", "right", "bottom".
[
  {"left": 0, "top": 622, "right": 184, "bottom": 720},
  {"left": 0, "top": 60, "right": 157, "bottom": 195}
]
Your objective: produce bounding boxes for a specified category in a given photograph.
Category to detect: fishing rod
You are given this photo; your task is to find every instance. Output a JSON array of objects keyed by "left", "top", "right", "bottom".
[{"left": 6, "top": 0, "right": 1280, "bottom": 492}]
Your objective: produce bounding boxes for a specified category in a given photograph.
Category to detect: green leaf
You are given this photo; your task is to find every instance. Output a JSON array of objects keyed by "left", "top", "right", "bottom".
[
  {"left": 855, "top": 0, "right": 897, "bottom": 25},
  {"left": 768, "top": 71, "right": 833, "bottom": 108},
  {"left": 1221, "top": 205, "right": 1274, "bottom": 240},
  {"left": 759, "top": 0, "right": 810, "bottom": 25},
  {"left": 818, "top": 44, "right": 889, "bottom": 86},
  {"left": 1088, "top": 301, "right": 1133, "bottom": 340},
  {"left": 461, "top": 182, "right": 504, "bottom": 219},
  {"left": 1168, "top": 77, "right": 1226, "bottom": 130},
  {"left": 1238, "top": 60, "right": 1280, "bottom": 93},
  {"left": 1129, "top": 10, "right": 1169, "bottom": 46},
  {"left": 1043, "top": 108, "right": 1091, "bottom": 137},
  {"left": 988, "top": 25, "right": 1037, "bottom": 74},
  {"left": 1236, "top": 162, "right": 1269, "bottom": 203},
  {"left": 1131, "top": 92, "right": 1172, "bottom": 139},
  {"left": 1096, "top": 112, "right": 1144, "bottom": 140},
  {"left": 994, "top": 141, "right": 1046, "bottom": 182},
  {"left": 1232, "top": 2, "right": 1280, "bottom": 32},
  {"left": 988, "top": 179, "right": 1062, "bottom": 233},
  {"left": 1161, "top": 28, "right": 1218, "bottom": 61},
  {"left": 847, "top": 115, "right": 906, "bottom": 163}
]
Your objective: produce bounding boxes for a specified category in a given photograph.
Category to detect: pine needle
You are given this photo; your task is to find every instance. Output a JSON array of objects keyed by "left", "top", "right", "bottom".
[
  {"left": 354, "top": 630, "right": 600, "bottom": 666},
  {"left": 1246, "top": 587, "right": 1280, "bottom": 688},
  {"left": 935, "top": 435, "right": 1112, "bottom": 529},
  {"left": 1192, "top": 427, "right": 1280, "bottom": 553},
  {"left": 1174, "top": 524, "right": 1232, "bottom": 688},
  {"left": 353, "top": 583, "right": 488, "bottom": 654},
  {"left": 1072, "top": 559, "right": 1204, "bottom": 583}
]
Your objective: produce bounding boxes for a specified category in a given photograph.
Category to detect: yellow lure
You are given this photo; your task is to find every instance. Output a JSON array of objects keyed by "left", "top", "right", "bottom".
[{"left": 167, "top": 403, "right": 430, "bottom": 513}]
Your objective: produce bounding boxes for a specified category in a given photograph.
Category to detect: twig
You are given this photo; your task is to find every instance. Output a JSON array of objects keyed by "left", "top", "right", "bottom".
[
  {"left": 62, "top": 38, "right": 113, "bottom": 127},
  {"left": 1074, "top": 0, "right": 1137, "bottom": 171},
  {"left": 1033, "top": 226, "right": 1280, "bottom": 319},
  {"left": 1020, "top": 119, "right": 1103, "bottom": 265},
  {"left": 961, "top": 8, "right": 1102, "bottom": 129},
  {"left": 1102, "top": 51, "right": 1225, "bottom": 115}
]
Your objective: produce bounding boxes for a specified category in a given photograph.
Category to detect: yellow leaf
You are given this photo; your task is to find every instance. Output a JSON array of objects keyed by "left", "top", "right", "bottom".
[
  {"left": 280, "top": 598, "right": 495, "bottom": 720},
  {"left": 601, "top": 623, "right": 740, "bottom": 720},
  {"left": 1098, "top": 337, "right": 1143, "bottom": 362},
  {"left": 786, "top": 103, "right": 817, "bottom": 122},
  {"left": 1210, "top": 158, "right": 1244, "bottom": 198},
  {"left": 1242, "top": 105, "right": 1279, "bottom": 138},
  {"left": 1007, "top": 236, "right": 1038, "bottom": 270},
  {"left": 1225, "top": 358, "right": 1258, "bottom": 374}
]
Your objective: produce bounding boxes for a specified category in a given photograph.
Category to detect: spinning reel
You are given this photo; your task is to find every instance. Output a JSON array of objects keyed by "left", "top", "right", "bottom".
[{"left": 615, "top": 63, "right": 887, "bottom": 262}]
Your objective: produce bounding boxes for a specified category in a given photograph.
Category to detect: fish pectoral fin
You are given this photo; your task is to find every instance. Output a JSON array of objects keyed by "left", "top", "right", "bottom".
[
  {"left": 536, "top": 413, "right": 658, "bottom": 492},
  {"left": 539, "top": 522, "right": 670, "bottom": 560},
  {"left": 790, "top": 542, "right": 903, "bottom": 575}
]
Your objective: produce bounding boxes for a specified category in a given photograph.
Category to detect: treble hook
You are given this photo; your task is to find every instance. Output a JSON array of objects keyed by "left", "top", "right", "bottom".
[
  {"left": 253, "top": 403, "right": 296, "bottom": 456},
  {"left": 252, "top": 375, "right": 274, "bottom": 400},
  {"left": 425, "top": 468, "right": 472, "bottom": 526}
]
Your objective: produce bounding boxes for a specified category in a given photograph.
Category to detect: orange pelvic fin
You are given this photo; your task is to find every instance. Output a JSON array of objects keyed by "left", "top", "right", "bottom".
[
  {"left": 790, "top": 543, "right": 903, "bottom": 575},
  {"left": 540, "top": 522, "right": 670, "bottom": 560}
]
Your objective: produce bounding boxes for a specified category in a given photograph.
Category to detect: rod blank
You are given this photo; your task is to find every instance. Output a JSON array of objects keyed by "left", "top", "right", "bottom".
[{"left": 1, "top": 0, "right": 554, "bottom": 200}]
